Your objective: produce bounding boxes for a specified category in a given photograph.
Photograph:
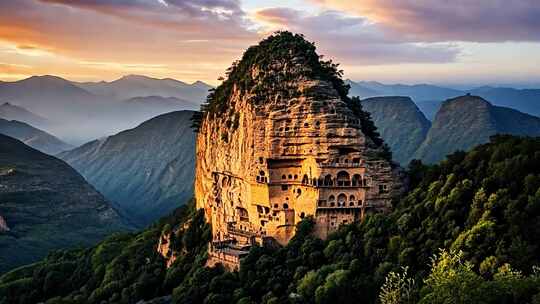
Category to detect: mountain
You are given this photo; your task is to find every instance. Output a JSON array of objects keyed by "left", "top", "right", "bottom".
[
  {"left": 58, "top": 111, "right": 196, "bottom": 226},
  {"left": 123, "top": 95, "right": 199, "bottom": 112},
  {"left": 0, "top": 134, "right": 129, "bottom": 273},
  {"left": 77, "top": 75, "right": 213, "bottom": 103},
  {"left": 0, "top": 75, "right": 212, "bottom": 145},
  {"left": 467, "top": 86, "right": 540, "bottom": 117},
  {"left": 347, "top": 80, "right": 540, "bottom": 119},
  {"left": 0, "top": 75, "right": 107, "bottom": 144},
  {"left": 346, "top": 80, "right": 381, "bottom": 97},
  {"left": 414, "top": 99, "right": 443, "bottom": 120},
  {"left": 347, "top": 80, "right": 462, "bottom": 101},
  {"left": 0, "top": 102, "right": 49, "bottom": 128},
  {"left": 361, "top": 96, "right": 431, "bottom": 164},
  {"left": 0, "top": 118, "right": 72, "bottom": 155},
  {"left": 2, "top": 135, "right": 539, "bottom": 304},
  {"left": 413, "top": 94, "right": 540, "bottom": 163},
  {"left": 0, "top": 75, "right": 97, "bottom": 116}
]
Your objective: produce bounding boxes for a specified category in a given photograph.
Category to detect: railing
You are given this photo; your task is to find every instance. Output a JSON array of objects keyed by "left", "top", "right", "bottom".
[
  {"left": 317, "top": 202, "right": 376, "bottom": 209},
  {"left": 227, "top": 226, "right": 259, "bottom": 238},
  {"left": 317, "top": 205, "right": 363, "bottom": 209},
  {"left": 316, "top": 183, "right": 370, "bottom": 188},
  {"left": 318, "top": 163, "right": 365, "bottom": 168}
]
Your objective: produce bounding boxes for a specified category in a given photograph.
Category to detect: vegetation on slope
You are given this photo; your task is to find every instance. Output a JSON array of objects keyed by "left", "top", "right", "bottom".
[
  {"left": 2, "top": 135, "right": 539, "bottom": 304},
  {"left": 0, "top": 199, "right": 210, "bottom": 304},
  {"left": 191, "top": 31, "right": 386, "bottom": 151},
  {"left": 0, "top": 134, "right": 127, "bottom": 274},
  {"left": 58, "top": 110, "right": 196, "bottom": 226}
]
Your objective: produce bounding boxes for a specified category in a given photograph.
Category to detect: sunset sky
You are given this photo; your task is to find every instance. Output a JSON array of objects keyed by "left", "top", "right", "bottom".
[{"left": 1, "top": 0, "right": 539, "bottom": 87}]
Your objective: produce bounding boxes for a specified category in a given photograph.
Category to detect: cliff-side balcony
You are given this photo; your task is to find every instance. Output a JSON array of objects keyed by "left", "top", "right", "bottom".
[
  {"left": 227, "top": 225, "right": 259, "bottom": 238},
  {"left": 316, "top": 184, "right": 370, "bottom": 189},
  {"left": 318, "top": 163, "right": 365, "bottom": 168}
]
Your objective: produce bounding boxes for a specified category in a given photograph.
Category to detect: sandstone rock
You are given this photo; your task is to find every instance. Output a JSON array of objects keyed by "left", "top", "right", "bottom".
[{"left": 193, "top": 32, "right": 404, "bottom": 269}]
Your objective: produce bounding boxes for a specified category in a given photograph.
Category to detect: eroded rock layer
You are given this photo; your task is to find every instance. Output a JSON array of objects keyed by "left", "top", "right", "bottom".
[{"left": 194, "top": 32, "right": 403, "bottom": 269}]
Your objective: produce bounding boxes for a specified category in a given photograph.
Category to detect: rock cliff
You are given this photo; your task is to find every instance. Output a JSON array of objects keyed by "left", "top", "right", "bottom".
[
  {"left": 361, "top": 96, "right": 431, "bottom": 165},
  {"left": 194, "top": 32, "right": 403, "bottom": 267},
  {"left": 414, "top": 95, "right": 540, "bottom": 163}
]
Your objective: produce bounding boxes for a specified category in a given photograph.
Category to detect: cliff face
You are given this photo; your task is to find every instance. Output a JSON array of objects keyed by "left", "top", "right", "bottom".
[
  {"left": 413, "top": 95, "right": 540, "bottom": 163},
  {"left": 194, "top": 32, "right": 403, "bottom": 260},
  {"left": 0, "top": 134, "right": 129, "bottom": 273},
  {"left": 361, "top": 96, "right": 431, "bottom": 165}
]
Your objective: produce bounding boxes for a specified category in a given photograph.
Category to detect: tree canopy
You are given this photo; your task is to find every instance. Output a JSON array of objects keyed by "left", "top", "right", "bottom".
[{"left": 1, "top": 135, "right": 539, "bottom": 304}]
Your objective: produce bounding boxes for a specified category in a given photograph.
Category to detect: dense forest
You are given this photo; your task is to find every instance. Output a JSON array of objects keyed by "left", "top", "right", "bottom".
[{"left": 1, "top": 135, "right": 540, "bottom": 304}]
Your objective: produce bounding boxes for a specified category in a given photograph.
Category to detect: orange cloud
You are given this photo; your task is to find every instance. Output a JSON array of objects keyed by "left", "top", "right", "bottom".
[
  {"left": 0, "top": 0, "right": 260, "bottom": 83},
  {"left": 314, "top": 0, "right": 540, "bottom": 42}
]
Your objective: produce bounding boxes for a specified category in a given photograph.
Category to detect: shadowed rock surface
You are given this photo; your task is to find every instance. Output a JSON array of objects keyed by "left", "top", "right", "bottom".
[
  {"left": 414, "top": 95, "right": 540, "bottom": 163},
  {"left": 361, "top": 96, "right": 431, "bottom": 165},
  {"left": 58, "top": 111, "right": 196, "bottom": 226}
]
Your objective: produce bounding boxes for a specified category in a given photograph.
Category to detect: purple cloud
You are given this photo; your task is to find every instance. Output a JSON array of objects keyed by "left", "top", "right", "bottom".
[
  {"left": 255, "top": 8, "right": 459, "bottom": 65},
  {"left": 315, "top": 0, "right": 540, "bottom": 42}
]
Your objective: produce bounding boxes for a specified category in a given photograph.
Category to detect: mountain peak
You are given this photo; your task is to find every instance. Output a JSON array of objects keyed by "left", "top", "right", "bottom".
[
  {"left": 23, "top": 75, "right": 71, "bottom": 84},
  {"left": 114, "top": 74, "right": 159, "bottom": 83},
  {"left": 202, "top": 31, "right": 351, "bottom": 115},
  {"left": 444, "top": 94, "right": 491, "bottom": 107},
  {"left": 191, "top": 80, "right": 211, "bottom": 88}
]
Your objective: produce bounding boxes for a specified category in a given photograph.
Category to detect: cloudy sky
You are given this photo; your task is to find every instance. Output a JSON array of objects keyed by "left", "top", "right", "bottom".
[{"left": 0, "top": 0, "right": 539, "bottom": 86}]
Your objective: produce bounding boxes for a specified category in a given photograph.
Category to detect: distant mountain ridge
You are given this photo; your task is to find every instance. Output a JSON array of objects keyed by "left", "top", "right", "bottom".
[
  {"left": 0, "top": 134, "right": 129, "bottom": 273},
  {"left": 347, "top": 80, "right": 540, "bottom": 119},
  {"left": 76, "top": 74, "right": 213, "bottom": 102},
  {"left": 0, "top": 75, "right": 213, "bottom": 144},
  {"left": 414, "top": 95, "right": 540, "bottom": 163},
  {"left": 0, "top": 102, "right": 49, "bottom": 128},
  {"left": 0, "top": 118, "right": 72, "bottom": 155},
  {"left": 361, "top": 95, "right": 540, "bottom": 165},
  {"left": 58, "top": 111, "right": 196, "bottom": 226}
]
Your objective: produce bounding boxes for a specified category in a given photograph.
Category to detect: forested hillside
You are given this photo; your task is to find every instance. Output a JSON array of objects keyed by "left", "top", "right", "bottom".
[{"left": 2, "top": 135, "right": 539, "bottom": 304}]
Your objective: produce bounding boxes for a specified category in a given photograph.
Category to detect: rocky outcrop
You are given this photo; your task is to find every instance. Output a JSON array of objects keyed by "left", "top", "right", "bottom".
[
  {"left": 194, "top": 32, "right": 403, "bottom": 268},
  {"left": 59, "top": 111, "right": 196, "bottom": 226},
  {"left": 157, "top": 232, "right": 177, "bottom": 268},
  {"left": 361, "top": 96, "right": 431, "bottom": 165},
  {"left": 413, "top": 95, "right": 540, "bottom": 163},
  {"left": 0, "top": 215, "right": 9, "bottom": 232},
  {"left": 0, "top": 134, "right": 129, "bottom": 273}
]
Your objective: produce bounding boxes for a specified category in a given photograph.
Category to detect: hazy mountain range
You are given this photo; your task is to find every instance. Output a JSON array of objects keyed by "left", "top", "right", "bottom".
[
  {"left": 348, "top": 80, "right": 540, "bottom": 120},
  {"left": 0, "top": 75, "right": 212, "bottom": 145},
  {"left": 362, "top": 95, "right": 540, "bottom": 164},
  {"left": 58, "top": 111, "right": 196, "bottom": 226},
  {"left": 0, "top": 134, "right": 129, "bottom": 273},
  {"left": 0, "top": 118, "right": 72, "bottom": 155},
  {"left": 0, "top": 102, "right": 49, "bottom": 128},
  {"left": 76, "top": 74, "right": 212, "bottom": 102}
]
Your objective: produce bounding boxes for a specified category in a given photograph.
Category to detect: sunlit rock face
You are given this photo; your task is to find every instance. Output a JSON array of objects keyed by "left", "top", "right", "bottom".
[{"left": 194, "top": 33, "right": 403, "bottom": 267}]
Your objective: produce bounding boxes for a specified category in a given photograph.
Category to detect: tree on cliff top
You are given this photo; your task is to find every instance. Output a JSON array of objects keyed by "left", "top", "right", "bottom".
[{"left": 192, "top": 31, "right": 385, "bottom": 150}]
